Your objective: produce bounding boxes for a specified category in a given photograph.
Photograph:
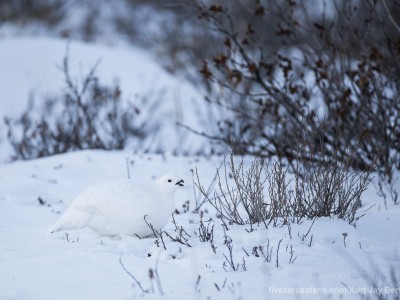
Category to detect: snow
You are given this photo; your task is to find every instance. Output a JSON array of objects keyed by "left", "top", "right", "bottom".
[
  {"left": 0, "top": 34, "right": 399, "bottom": 300},
  {"left": 0, "top": 150, "right": 399, "bottom": 300},
  {"left": 0, "top": 37, "right": 211, "bottom": 162}
]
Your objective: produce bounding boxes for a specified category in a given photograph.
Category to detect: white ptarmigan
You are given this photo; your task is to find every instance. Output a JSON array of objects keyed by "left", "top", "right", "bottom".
[{"left": 48, "top": 174, "right": 184, "bottom": 237}]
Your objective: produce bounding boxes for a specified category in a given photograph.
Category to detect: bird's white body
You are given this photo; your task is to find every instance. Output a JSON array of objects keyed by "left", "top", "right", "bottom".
[{"left": 48, "top": 175, "right": 184, "bottom": 237}]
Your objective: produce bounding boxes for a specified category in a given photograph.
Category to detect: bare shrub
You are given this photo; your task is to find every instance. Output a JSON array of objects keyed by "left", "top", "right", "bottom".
[
  {"left": 195, "top": 142, "right": 373, "bottom": 228},
  {"left": 269, "top": 157, "right": 372, "bottom": 226},
  {"left": 163, "top": 214, "right": 192, "bottom": 248},
  {"left": 144, "top": 214, "right": 192, "bottom": 249},
  {"left": 222, "top": 235, "right": 246, "bottom": 272},
  {"left": 194, "top": 155, "right": 277, "bottom": 228},
  {"left": 197, "top": 211, "right": 214, "bottom": 243},
  {"left": 194, "top": 1, "right": 400, "bottom": 199},
  {"left": 264, "top": 132, "right": 374, "bottom": 225},
  {"left": 4, "top": 55, "right": 159, "bottom": 160},
  {"left": 377, "top": 173, "right": 399, "bottom": 209},
  {"left": 0, "top": 0, "right": 67, "bottom": 26}
]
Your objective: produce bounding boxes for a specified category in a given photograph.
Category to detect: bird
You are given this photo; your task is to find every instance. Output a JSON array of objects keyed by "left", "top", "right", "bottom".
[{"left": 48, "top": 174, "right": 184, "bottom": 237}]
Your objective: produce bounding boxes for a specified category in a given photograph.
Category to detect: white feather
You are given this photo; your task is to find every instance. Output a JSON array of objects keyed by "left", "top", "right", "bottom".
[{"left": 48, "top": 174, "right": 184, "bottom": 237}]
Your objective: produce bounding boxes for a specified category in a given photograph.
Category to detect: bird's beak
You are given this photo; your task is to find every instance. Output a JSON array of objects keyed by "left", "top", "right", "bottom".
[{"left": 175, "top": 179, "right": 184, "bottom": 187}]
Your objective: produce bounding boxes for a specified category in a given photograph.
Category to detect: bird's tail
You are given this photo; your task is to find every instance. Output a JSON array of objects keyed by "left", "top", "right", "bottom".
[{"left": 47, "top": 209, "right": 90, "bottom": 234}]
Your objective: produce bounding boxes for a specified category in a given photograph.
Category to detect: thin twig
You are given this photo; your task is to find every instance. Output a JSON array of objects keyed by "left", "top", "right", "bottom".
[
  {"left": 154, "top": 250, "right": 164, "bottom": 295},
  {"left": 144, "top": 215, "right": 166, "bottom": 250},
  {"left": 125, "top": 157, "right": 131, "bottom": 179},
  {"left": 119, "top": 257, "right": 146, "bottom": 294},
  {"left": 276, "top": 239, "right": 283, "bottom": 268},
  {"left": 382, "top": 0, "right": 400, "bottom": 34}
]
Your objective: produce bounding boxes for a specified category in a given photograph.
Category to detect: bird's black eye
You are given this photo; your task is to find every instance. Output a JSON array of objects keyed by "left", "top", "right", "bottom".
[{"left": 168, "top": 179, "right": 172, "bottom": 182}]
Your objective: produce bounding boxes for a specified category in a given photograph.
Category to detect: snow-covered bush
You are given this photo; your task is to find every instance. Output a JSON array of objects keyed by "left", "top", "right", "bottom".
[{"left": 4, "top": 56, "right": 159, "bottom": 160}]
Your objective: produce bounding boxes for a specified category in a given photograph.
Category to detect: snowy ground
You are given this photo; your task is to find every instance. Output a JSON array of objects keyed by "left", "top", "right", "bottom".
[
  {"left": 0, "top": 35, "right": 399, "bottom": 300},
  {"left": 0, "top": 37, "right": 213, "bottom": 162},
  {"left": 0, "top": 150, "right": 399, "bottom": 300}
]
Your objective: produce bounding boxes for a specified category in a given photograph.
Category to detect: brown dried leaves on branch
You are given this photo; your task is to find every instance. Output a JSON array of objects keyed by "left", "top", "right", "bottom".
[{"left": 195, "top": 1, "right": 400, "bottom": 190}]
